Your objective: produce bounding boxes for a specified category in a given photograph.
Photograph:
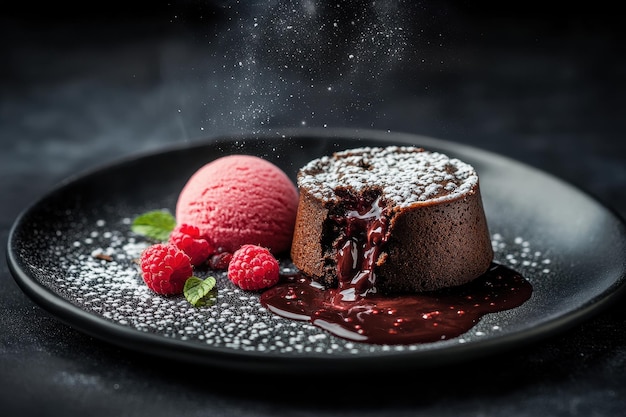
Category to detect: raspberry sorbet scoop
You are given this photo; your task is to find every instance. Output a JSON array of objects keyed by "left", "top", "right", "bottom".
[{"left": 175, "top": 154, "right": 299, "bottom": 254}]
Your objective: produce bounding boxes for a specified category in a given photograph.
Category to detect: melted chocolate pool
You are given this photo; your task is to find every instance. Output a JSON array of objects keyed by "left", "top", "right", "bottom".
[{"left": 260, "top": 263, "right": 532, "bottom": 345}]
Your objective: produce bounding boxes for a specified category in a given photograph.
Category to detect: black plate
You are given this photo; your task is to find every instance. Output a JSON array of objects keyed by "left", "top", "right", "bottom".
[{"left": 7, "top": 128, "right": 626, "bottom": 374}]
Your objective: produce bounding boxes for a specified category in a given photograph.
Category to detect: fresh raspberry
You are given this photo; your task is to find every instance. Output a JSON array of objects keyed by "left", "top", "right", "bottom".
[
  {"left": 168, "top": 223, "right": 214, "bottom": 266},
  {"left": 227, "top": 244, "right": 280, "bottom": 291},
  {"left": 140, "top": 243, "right": 193, "bottom": 295}
]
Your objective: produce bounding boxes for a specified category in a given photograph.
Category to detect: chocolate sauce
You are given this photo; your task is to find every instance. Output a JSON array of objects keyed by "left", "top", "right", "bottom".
[{"left": 260, "top": 263, "right": 532, "bottom": 345}]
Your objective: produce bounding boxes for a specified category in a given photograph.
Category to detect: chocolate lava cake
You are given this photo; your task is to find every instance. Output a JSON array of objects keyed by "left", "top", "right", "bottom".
[{"left": 290, "top": 146, "right": 494, "bottom": 297}]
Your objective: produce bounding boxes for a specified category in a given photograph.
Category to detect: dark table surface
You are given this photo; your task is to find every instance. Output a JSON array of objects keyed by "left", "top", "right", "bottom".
[{"left": 2, "top": 2, "right": 625, "bottom": 416}]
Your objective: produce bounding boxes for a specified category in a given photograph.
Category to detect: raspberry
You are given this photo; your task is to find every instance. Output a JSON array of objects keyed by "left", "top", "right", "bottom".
[
  {"left": 168, "top": 223, "right": 214, "bottom": 266},
  {"left": 140, "top": 243, "right": 193, "bottom": 295},
  {"left": 208, "top": 249, "right": 233, "bottom": 270},
  {"left": 227, "top": 244, "right": 280, "bottom": 291}
]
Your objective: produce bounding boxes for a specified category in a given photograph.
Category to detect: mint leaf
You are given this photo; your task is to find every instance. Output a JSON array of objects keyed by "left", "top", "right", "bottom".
[
  {"left": 131, "top": 210, "right": 176, "bottom": 241},
  {"left": 184, "top": 276, "right": 217, "bottom": 307}
]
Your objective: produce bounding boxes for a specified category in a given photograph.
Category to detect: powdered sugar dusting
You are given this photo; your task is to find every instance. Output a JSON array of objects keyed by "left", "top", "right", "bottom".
[
  {"left": 19, "top": 213, "right": 549, "bottom": 356},
  {"left": 297, "top": 146, "right": 478, "bottom": 206}
]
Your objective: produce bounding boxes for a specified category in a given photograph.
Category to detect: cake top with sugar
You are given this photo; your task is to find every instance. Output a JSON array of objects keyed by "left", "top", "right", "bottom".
[{"left": 296, "top": 146, "right": 479, "bottom": 207}]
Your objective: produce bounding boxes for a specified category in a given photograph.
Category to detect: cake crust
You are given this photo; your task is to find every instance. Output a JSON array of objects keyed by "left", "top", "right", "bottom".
[{"left": 290, "top": 189, "right": 328, "bottom": 279}]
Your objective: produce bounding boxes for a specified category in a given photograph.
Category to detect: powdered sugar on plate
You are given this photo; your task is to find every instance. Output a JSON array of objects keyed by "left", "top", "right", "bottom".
[{"left": 37, "top": 214, "right": 550, "bottom": 356}]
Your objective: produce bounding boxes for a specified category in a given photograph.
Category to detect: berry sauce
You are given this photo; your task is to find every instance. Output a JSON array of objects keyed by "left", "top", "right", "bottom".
[{"left": 260, "top": 192, "right": 533, "bottom": 345}]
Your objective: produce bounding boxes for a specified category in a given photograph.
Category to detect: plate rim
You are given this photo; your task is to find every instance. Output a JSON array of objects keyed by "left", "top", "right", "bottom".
[{"left": 7, "top": 127, "right": 626, "bottom": 374}]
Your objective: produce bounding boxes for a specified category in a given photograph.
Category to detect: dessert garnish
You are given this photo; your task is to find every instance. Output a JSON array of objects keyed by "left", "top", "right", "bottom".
[
  {"left": 169, "top": 223, "right": 215, "bottom": 266},
  {"left": 227, "top": 244, "right": 280, "bottom": 291},
  {"left": 139, "top": 243, "right": 194, "bottom": 295},
  {"left": 131, "top": 209, "right": 176, "bottom": 241},
  {"left": 131, "top": 204, "right": 282, "bottom": 306},
  {"left": 183, "top": 276, "right": 217, "bottom": 307}
]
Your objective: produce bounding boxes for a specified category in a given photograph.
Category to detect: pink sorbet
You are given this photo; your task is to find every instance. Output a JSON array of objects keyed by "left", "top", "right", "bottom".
[{"left": 175, "top": 154, "right": 299, "bottom": 255}]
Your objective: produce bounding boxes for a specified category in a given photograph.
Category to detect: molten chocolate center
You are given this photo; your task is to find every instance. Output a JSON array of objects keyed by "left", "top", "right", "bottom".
[{"left": 331, "top": 195, "right": 388, "bottom": 301}]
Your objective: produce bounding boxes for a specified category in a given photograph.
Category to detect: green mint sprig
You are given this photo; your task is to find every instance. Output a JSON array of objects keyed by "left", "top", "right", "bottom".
[
  {"left": 131, "top": 210, "right": 176, "bottom": 241},
  {"left": 184, "top": 276, "right": 217, "bottom": 307}
]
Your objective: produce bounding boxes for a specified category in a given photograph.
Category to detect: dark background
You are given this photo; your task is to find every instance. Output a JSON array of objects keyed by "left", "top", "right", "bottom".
[{"left": 1, "top": 1, "right": 625, "bottom": 416}]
